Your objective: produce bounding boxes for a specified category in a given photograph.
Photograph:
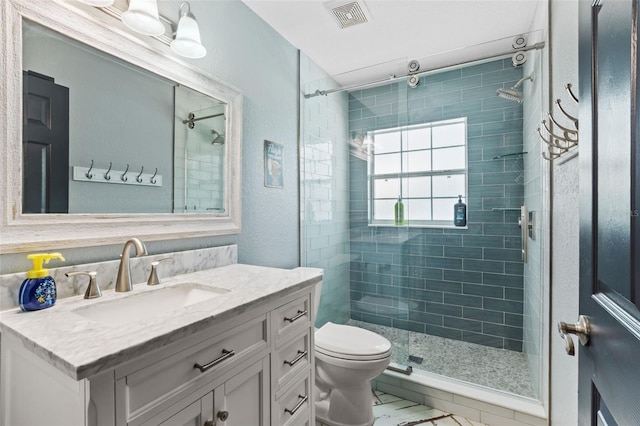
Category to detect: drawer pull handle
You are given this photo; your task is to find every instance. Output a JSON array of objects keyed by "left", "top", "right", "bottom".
[
  {"left": 284, "top": 350, "right": 308, "bottom": 366},
  {"left": 194, "top": 349, "right": 235, "bottom": 373},
  {"left": 284, "top": 394, "right": 308, "bottom": 415},
  {"left": 284, "top": 310, "right": 307, "bottom": 323}
]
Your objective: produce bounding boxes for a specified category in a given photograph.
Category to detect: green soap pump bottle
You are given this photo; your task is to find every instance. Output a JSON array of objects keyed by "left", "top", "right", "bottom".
[{"left": 394, "top": 197, "right": 405, "bottom": 225}]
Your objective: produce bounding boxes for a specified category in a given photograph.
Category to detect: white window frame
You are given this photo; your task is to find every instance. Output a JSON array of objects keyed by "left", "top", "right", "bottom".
[{"left": 367, "top": 118, "right": 468, "bottom": 228}]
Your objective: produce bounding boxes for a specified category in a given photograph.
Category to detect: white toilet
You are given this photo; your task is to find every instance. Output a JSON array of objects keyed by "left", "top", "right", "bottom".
[{"left": 313, "top": 283, "right": 392, "bottom": 426}]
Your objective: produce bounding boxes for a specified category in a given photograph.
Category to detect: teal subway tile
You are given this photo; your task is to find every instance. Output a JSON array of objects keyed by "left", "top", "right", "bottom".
[
  {"left": 349, "top": 91, "right": 362, "bottom": 100},
  {"left": 408, "top": 106, "right": 444, "bottom": 124},
  {"left": 504, "top": 236, "right": 521, "bottom": 249},
  {"left": 425, "top": 91, "right": 463, "bottom": 108},
  {"left": 350, "top": 281, "right": 377, "bottom": 294},
  {"left": 463, "top": 307, "right": 504, "bottom": 324},
  {"left": 409, "top": 311, "right": 443, "bottom": 326},
  {"left": 425, "top": 324, "right": 463, "bottom": 341},
  {"left": 408, "top": 97, "right": 426, "bottom": 110},
  {"left": 349, "top": 96, "right": 376, "bottom": 111},
  {"left": 363, "top": 251, "right": 393, "bottom": 264},
  {"left": 409, "top": 266, "right": 444, "bottom": 280},
  {"left": 376, "top": 91, "right": 408, "bottom": 106},
  {"left": 484, "top": 248, "right": 522, "bottom": 262},
  {"left": 462, "top": 83, "right": 503, "bottom": 101},
  {"left": 408, "top": 288, "right": 443, "bottom": 303},
  {"left": 484, "top": 297, "right": 523, "bottom": 314},
  {"left": 362, "top": 272, "right": 393, "bottom": 285},
  {"left": 505, "top": 184, "right": 524, "bottom": 197},
  {"left": 482, "top": 171, "right": 521, "bottom": 184},
  {"left": 444, "top": 293, "right": 483, "bottom": 308},
  {"left": 482, "top": 67, "right": 523, "bottom": 86},
  {"left": 361, "top": 104, "right": 393, "bottom": 119},
  {"left": 398, "top": 276, "right": 427, "bottom": 289},
  {"left": 462, "top": 332, "right": 504, "bottom": 349},
  {"left": 504, "top": 106, "right": 523, "bottom": 121},
  {"left": 361, "top": 84, "right": 394, "bottom": 97},
  {"left": 483, "top": 146, "right": 522, "bottom": 160},
  {"left": 424, "top": 234, "right": 462, "bottom": 246},
  {"left": 467, "top": 109, "right": 506, "bottom": 125},
  {"left": 473, "top": 184, "right": 505, "bottom": 197},
  {"left": 461, "top": 60, "right": 505, "bottom": 77},
  {"left": 469, "top": 172, "right": 483, "bottom": 185},
  {"left": 443, "top": 269, "right": 482, "bottom": 284},
  {"left": 463, "top": 259, "right": 504, "bottom": 273},
  {"left": 468, "top": 160, "right": 505, "bottom": 173},
  {"left": 444, "top": 223, "right": 483, "bottom": 235},
  {"left": 362, "top": 313, "right": 393, "bottom": 327},
  {"left": 482, "top": 197, "right": 520, "bottom": 210},
  {"left": 468, "top": 134, "right": 505, "bottom": 149},
  {"left": 505, "top": 132, "right": 524, "bottom": 146},
  {"left": 426, "top": 279, "right": 462, "bottom": 294},
  {"left": 377, "top": 305, "right": 409, "bottom": 320},
  {"left": 377, "top": 242, "right": 403, "bottom": 254},
  {"left": 466, "top": 210, "right": 504, "bottom": 224},
  {"left": 483, "top": 272, "right": 522, "bottom": 288},
  {"left": 505, "top": 313, "right": 523, "bottom": 327},
  {"left": 504, "top": 339, "right": 523, "bottom": 352},
  {"left": 393, "top": 254, "right": 427, "bottom": 267},
  {"left": 444, "top": 246, "right": 483, "bottom": 259},
  {"left": 468, "top": 149, "right": 483, "bottom": 162},
  {"left": 376, "top": 114, "right": 400, "bottom": 129},
  {"left": 463, "top": 235, "right": 504, "bottom": 248},
  {"left": 482, "top": 95, "right": 520, "bottom": 110},
  {"left": 483, "top": 119, "right": 523, "bottom": 136},
  {"left": 349, "top": 117, "right": 377, "bottom": 132},
  {"left": 442, "top": 99, "right": 482, "bottom": 117},
  {"left": 463, "top": 283, "right": 504, "bottom": 298},
  {"left": 505, "top": 262, "right": 524, "bottom": 276},
  {"left": 393, "top": 319, "right": 426, "bottom": 333},
  {"left": 377, "top": 284, "right": 409, "bottom": 299},
  {"left": 403, "top": 244, "right": 443, "bottom": 257},
  {"left": 443, "top": 74, "right": 482, "bottom": 92},
  {"left": 467, "top": 123, "right": 483, "bottom": 137},
  {"left": 378, "top": 263, "right": 408, "bottom": 276},
  {"left": 425, "top": 256, "right": 462, "bottom": 269},
  {"left": 483, "top": 322, "right": 523, "bottom": 340},
  {"left": 484, "top": 223, "right": 521, "bottom": 236},
  {"left": 444, "top": 316, "right": 482, "bottom": 333},
  {"left": 350, "top": 271, "right": 363, "bottom": 282}
]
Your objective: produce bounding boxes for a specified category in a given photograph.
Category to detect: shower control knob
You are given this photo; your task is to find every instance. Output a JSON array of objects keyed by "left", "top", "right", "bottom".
[{"left": 558, "top": 315, "right": 591, "bottom": 356}]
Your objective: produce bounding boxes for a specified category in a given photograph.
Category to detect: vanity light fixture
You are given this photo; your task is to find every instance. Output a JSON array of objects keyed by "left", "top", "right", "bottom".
[
  {"left": 170, "top": 2, "right": 207, "bottom": 59},
  {"left": 78, "top": 0, "right": 115, "bottom": 6},
  {"left": 121, "top": 0, "right": 165, "bottom": 37}
]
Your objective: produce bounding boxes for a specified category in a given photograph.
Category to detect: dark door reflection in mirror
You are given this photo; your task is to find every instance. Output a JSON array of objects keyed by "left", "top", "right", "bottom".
[{"left": 22, "top": 19, "right": 227, "bottom": 214}]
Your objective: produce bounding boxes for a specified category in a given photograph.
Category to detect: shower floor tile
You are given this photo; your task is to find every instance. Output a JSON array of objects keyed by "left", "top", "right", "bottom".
[
  {"left": 348, "top": 320, "right": 536, "bottom": 398},
  {"left": 316, "top": 390, "right": 486, "bottom": 426}
]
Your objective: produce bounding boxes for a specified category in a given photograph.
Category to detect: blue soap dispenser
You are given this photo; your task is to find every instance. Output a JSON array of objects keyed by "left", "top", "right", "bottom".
[{"left": 19, "top": 252, "right": 65, "bottom": 312}]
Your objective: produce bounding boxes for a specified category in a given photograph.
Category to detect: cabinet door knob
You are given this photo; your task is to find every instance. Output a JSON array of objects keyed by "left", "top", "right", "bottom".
[
  {"left": 217, "top": 410, "right": 229, "bottom": 421},
  {"left": 204, "top": 420, "right": 215, "bottom": 426}
]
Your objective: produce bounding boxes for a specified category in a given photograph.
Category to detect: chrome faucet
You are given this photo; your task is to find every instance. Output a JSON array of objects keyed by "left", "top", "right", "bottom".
[{"left": 115, "top": 238, "right": 148, "bottom": 292}]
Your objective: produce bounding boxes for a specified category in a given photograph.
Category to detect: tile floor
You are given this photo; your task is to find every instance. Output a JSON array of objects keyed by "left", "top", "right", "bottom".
[
  {"left": 317, "top": 390, "right": 486, "bottom": 426},
  {"left": 349, "top": 320, "right": 535, "bottom": 398}
]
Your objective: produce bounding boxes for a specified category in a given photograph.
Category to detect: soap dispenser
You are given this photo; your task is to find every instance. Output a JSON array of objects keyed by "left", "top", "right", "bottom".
[{"left": 19, "top": 252, "right": 65, "bottom": 312}]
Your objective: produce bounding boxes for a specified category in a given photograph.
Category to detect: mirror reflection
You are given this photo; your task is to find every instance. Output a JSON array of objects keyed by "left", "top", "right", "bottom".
[{"left": 22, "top": 19, "right": 226, "bottom": 214}]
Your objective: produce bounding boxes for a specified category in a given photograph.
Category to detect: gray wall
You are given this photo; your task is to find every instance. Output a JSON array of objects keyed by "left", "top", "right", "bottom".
[
  {"left": 1, "top": 0, "right": 300, "bottom": 274},
  {"left": 348, "top": 59, "right": 527, "bottom": 351}
]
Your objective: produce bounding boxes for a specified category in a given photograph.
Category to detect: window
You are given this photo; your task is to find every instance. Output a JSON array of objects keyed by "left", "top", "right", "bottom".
[{"left": 368, "top": 118, "right": 467, "bottom": 226}]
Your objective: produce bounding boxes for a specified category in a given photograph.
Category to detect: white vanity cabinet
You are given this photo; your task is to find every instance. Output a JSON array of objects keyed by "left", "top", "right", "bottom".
[{"left": 0, "top": 283, "right": 317, "bottom": 426}]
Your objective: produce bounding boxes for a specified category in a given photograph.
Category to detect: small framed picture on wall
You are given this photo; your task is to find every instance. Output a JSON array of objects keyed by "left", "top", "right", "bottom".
[{"left": 264, "top": 140, "right": 283, "bottom": 188}]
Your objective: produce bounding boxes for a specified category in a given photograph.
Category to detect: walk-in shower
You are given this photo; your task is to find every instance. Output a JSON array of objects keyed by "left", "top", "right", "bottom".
[{"left": 300, "top": 39, "right": 548, "bottom": 418}]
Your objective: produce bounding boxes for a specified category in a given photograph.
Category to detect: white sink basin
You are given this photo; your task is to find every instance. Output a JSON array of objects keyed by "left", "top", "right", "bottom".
[{"left": 72, "top": 283, "right": 229, "bottom": 325}]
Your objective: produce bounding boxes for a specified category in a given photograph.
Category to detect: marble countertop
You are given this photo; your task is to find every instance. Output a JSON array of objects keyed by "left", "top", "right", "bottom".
[{"left": 0, "top": 264, "right": 322, "bottom": 380}]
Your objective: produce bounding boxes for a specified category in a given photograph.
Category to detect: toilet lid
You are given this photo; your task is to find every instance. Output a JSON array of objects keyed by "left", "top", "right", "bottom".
[{"left": 315, "top": 322, "right": 391, "bottom": 359}]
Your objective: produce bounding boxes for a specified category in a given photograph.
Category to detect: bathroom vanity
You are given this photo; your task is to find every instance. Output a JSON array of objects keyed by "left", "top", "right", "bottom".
[{"left": 0, "top": 264, "right": 321, "bottom": 426}]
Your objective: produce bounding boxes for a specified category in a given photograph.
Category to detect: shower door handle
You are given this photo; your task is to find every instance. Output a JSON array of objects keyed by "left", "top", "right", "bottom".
[{"left": 519, "top": 206, "right": 528, "bottom": 263}]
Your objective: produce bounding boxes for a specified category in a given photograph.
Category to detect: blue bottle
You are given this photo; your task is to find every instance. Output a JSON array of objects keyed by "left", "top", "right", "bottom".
[
  {"left": 454, "top": 195, "right": 467, "bottom": 227},
  {"left": 19, "top": 252, "right": 65, "bottom": 312}
]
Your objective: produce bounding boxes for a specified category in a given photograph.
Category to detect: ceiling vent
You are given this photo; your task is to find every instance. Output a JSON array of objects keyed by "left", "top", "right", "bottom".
[{"left": 325, "top": 0, "right": 371, "bottom": 29}]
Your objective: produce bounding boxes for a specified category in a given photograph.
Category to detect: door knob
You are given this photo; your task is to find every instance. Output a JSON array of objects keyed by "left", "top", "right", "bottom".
[
  {"left": 217, "top": 411, "right": 229, "bottom": 421},
  {"left": 558, "top": 315, "right": 590, "bottom": 356}
]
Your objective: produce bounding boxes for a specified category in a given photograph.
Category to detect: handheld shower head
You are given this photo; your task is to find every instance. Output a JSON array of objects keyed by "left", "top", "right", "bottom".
[{"left": 496, "top": 72, "right": 534, "bottom": 103}]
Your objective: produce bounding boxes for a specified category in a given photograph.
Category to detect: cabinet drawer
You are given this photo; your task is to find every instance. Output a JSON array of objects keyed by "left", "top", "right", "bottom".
[
  {"left": 275, "top": 329, "right": 311, "bottom": 390},
  {"left": 121, "top": 315, "right": 267, "bottom": 422},
  {"left": 275, "top": 295, "right": 311, "bottom": 341},
  {"left": 277, "top": 373, "right": 311, "bottom": 426}
]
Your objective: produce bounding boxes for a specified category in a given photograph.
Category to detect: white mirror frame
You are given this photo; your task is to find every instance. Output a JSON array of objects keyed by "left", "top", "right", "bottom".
[{"left": 0, "top": 0, "right": 242, "bottom": 253}]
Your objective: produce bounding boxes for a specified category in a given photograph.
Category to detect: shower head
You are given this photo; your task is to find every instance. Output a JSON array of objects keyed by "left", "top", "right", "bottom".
[
  {"left": 497, "top": 87, "right": 524, "bottom": 103},
  {"left": 496, "top": 72, "right": 534, "bottom": 103}
]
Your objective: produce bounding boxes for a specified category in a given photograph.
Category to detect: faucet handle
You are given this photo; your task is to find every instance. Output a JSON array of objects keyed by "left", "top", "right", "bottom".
[
  {"left": 66, "top": 271, "right": 101, "bottom": 299},
  {"left": 147, "top": 258, "right": 173, "bottom": 286}
]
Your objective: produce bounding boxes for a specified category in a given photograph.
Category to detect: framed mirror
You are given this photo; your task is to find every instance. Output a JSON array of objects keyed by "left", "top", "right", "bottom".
[{"left": 0, "top": 0, "right": 243, "bottom": 253}]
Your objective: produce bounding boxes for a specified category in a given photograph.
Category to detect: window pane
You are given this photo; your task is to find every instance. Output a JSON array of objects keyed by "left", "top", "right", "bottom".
[
  {"left": 373, "top": 131, "right": 401, "bottom": 154},
  {"left": 373, "top": 199, "right": 396, "bottom": 220},
  {"left": 374, "top": 178, "right": 400, "bottom": 199},
  {"left": 403, "top": 176, "right": 431, "bottom": 198},
  {"left": 433, "top": 146, "right": 465, "bottom": 170},
  {"left": 405, "top": 199, "right": 431, "bottom": 221},
  {"left": 374, "top": 153, "right": 401, "bottom": 174},
  {"left": 432, "top": 174, "right": 465, "bottom": 197},
  {"left": 433, "top": 122, "right": 465, "bottom": 148},
  {"left": 433, "top": 198, "right": 458, "bottom": 221},
  {"left": 405, "top": 127, "right": 431, "bottom": 151},
  {"left": 403, "top": 150, "right": 431, "bottom": 173}
]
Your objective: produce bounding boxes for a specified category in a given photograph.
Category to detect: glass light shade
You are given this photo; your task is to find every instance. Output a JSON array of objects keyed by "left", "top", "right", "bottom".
[
  {"left": 171, "top": 13, "right": 206, "bottom": 59},
  {"left": 122, "top": 0, "right": 165, "bottom": 36},
  {"left": 78, "top": 0, "right": 115, "bottom": 6}
]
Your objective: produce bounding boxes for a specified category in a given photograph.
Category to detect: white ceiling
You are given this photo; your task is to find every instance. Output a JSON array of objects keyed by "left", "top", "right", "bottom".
[{"left": 242, "top": 0, "right": 545, "bottom": 87}]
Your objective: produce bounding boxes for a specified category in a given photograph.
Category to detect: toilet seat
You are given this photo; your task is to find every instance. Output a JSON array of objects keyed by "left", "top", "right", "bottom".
[{"left": 315, "top": 322, "right": 392, "bottom": 361}]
